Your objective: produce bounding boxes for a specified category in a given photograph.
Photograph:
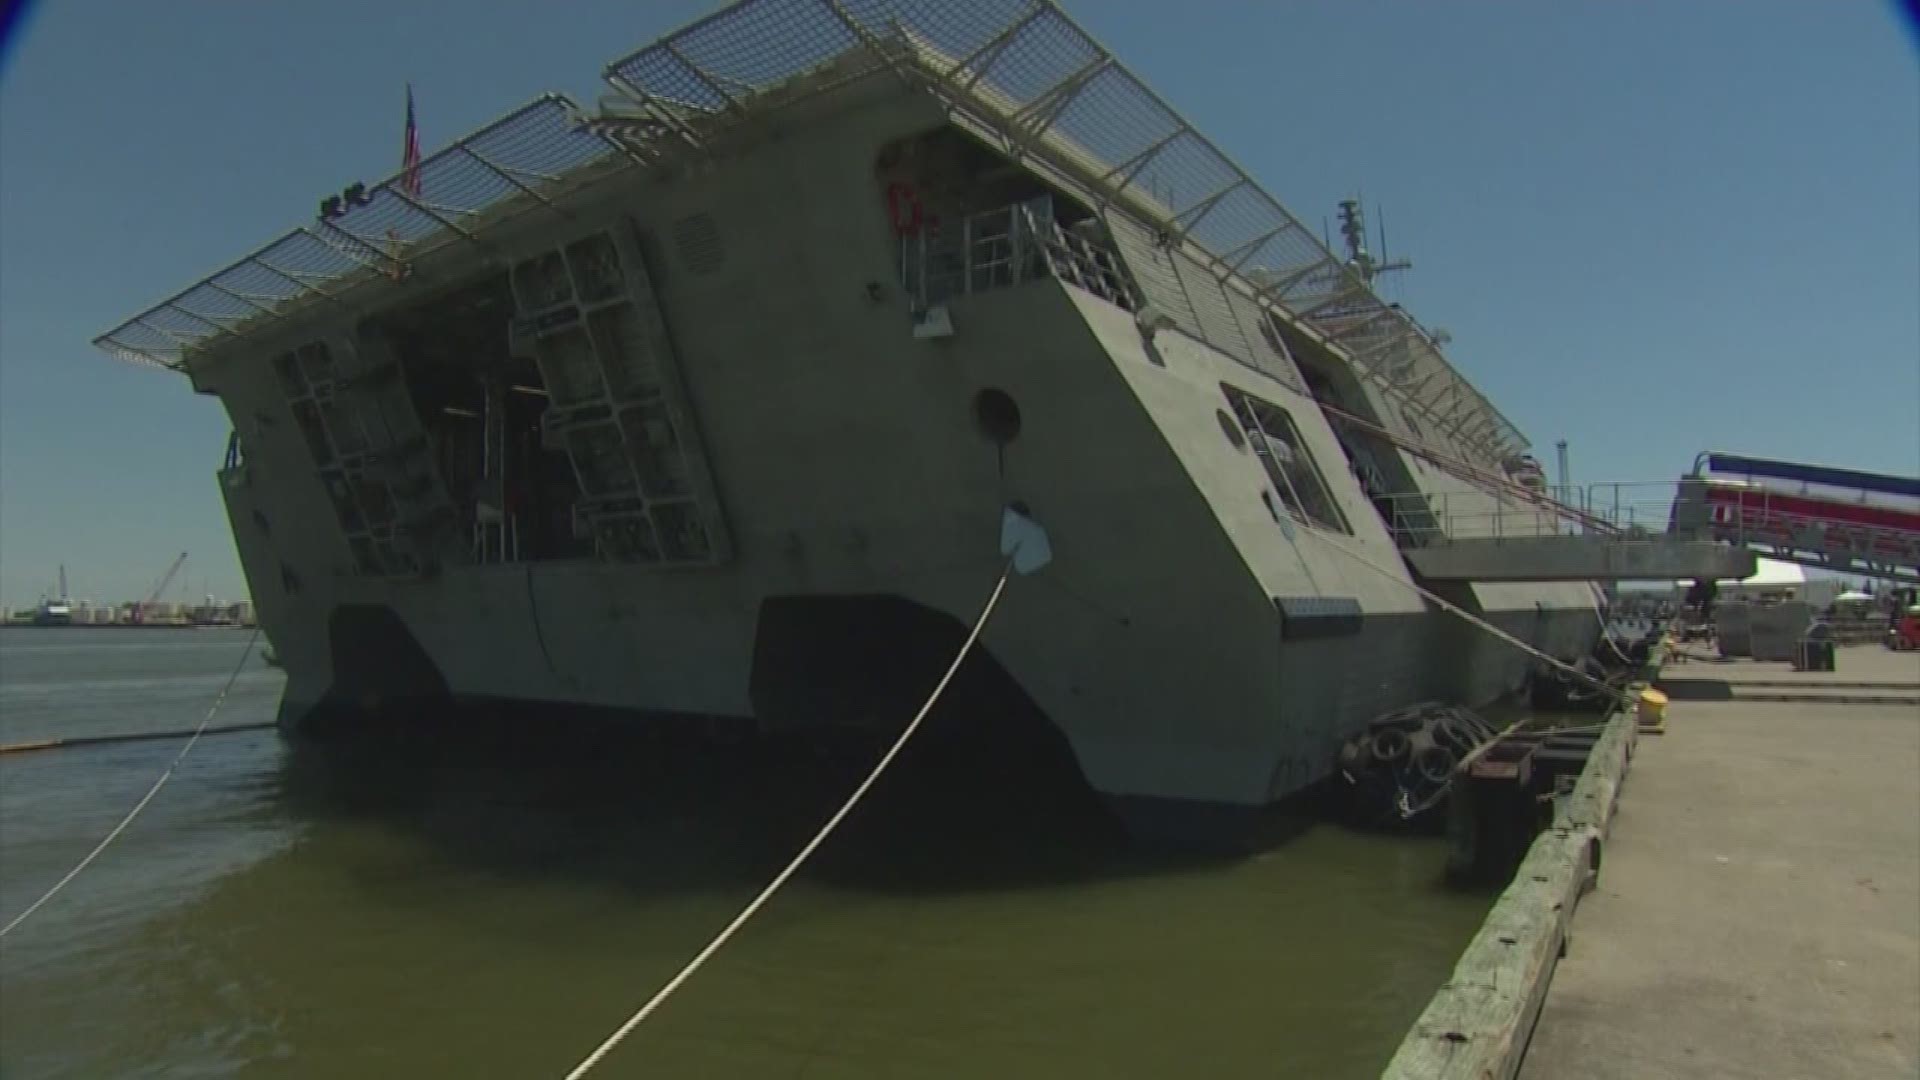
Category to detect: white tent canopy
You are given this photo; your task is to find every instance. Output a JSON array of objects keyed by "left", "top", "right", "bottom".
[{"left": 1678, "top": 557, "right": 1806, "bottom": 590}]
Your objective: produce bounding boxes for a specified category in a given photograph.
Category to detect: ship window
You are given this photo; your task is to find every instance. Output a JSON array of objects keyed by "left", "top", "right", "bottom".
[{"left": 1224, "top": 386, "right": 1350, "bottom": 534}]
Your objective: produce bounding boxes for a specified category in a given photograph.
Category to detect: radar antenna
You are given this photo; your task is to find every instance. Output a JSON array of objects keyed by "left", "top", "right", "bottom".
[{"left": 1336, "top": 199, "right": 1411, "bottom": 286}]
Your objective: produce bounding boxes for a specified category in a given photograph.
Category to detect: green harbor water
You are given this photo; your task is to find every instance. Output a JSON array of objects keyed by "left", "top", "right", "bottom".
[{"left": 0, "top": 627, "right": 1493, "bottom": 1078}]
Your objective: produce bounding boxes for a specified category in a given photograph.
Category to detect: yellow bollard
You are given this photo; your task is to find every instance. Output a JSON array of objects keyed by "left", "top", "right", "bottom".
[{"left": 1637, "top": 687, "right": 1669, "bottom": 733}]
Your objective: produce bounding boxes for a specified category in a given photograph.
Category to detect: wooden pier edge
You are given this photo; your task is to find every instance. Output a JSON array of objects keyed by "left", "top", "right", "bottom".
[{"left": 1379, "top": 644, "right": 1660, "bottom": 1080}]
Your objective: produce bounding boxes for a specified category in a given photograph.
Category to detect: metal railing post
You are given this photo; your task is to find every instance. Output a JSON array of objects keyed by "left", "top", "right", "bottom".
[
  {"left": 1010, "top": 205, "right": 1025, "bottom": 285},
  {"left": 961, "top": 214, "right": 973, "bottom": 294}
]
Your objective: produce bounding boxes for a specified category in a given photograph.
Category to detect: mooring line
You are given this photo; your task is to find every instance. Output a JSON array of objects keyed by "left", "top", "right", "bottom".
[
  {"left": 1249, "top": 394, "right": 1647, "bottom": 699},
  {"left": 1314, "top": 400, "right": 1620, "bottom": 536},
  {"left": 561, "top": 561, "right": 1014, "bottom": 1079},
  {"left": 1316, "top": 532, "right": 1631, "bottom": 707},
  {"left": 562, "top": 502, "right": 1618, "bottom": 1074},
  {"left": 0, "top": 626, "right": 263, "bottom": 940}
]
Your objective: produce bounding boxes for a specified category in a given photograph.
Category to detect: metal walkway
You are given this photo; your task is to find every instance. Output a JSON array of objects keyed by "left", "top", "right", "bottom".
[
  {"left": 1377, "top": 488, "right": 1757, "bottom": 584},
  {"left": 1402, "top": 534, "right": 1756, "bottom": 583},
  {"left": 1388, "top": 448, "right": 1920, "bottom": 587}
]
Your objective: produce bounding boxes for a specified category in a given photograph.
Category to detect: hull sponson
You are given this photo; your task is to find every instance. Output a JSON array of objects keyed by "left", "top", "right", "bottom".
[{"left": 199, "top": 71, "right": 1597, "bottom": 842}]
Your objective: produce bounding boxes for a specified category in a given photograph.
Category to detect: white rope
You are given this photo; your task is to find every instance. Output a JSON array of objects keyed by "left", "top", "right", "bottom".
[
  {"left": 562, "top": 562, "right": 1015, "bottom": 1079},
  {"left": 0, "top": 627, "right": 262, "bottom": 939},
  {"left": 1314, "top": 532, "right": 1627, "bottom": 705},
  {"left": 1315, "top": 401, "right": 1619, "bottom": 537},
  {"left": 556, "top": 474, "right": 1612, "bottom": 1077},
  {"left": 1293, "top": 401, "right": 1643, "bottom": 695}
]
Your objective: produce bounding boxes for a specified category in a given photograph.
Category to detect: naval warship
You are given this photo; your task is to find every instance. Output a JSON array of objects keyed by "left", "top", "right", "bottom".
[{"left": 96, "top": 0, "right": 1600, "bottom": 843}]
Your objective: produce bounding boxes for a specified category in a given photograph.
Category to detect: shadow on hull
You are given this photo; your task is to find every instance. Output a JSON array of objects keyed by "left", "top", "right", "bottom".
[
  {"left": 274, "top": 600, "right": 1396, "bottom": 897},
  {"left": 271, "top": 695, "right": 1268, "bottom": 898}
]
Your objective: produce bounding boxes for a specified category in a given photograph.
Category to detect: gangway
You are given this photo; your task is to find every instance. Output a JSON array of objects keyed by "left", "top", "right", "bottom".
[
  {"left": 1668, "top": 452, "right": 1920, "bottom": 585},
  {"left": 1381, "top": 450, "right": 1920, "bottom": 586},
  {"left": 1375, "top": 485, "right": 1757, "bottom": 584}
]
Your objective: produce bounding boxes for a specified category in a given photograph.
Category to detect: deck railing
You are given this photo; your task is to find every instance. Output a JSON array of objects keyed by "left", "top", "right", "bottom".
[
  {"left": 1371, "top": 488, "right": 1576, "bottom": 548},
  {"left": 598, "top": 0, "right": 1528, "bottom": 462},
  {"left": 94, "top": 95, "right": 635, "bottom": 371},
  {"left": 899, "top": 199, "right": 1138, "bottom": 312}
]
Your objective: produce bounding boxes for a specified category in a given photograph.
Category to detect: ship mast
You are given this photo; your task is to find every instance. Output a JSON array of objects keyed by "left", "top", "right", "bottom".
[
  {"left": 1338, "top": 198, "right": 1453, "bottom": 353},
  {"left": 1336, "top": 199, "right": 1411, "bottom": 287}
]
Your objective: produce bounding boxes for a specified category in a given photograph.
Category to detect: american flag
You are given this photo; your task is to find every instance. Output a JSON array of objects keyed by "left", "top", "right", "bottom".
[{"left": 400, "top": 84, "right": 422, "bottom": 197}]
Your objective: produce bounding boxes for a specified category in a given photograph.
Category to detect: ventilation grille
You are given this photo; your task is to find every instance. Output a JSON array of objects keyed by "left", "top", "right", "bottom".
[
  {"left": 1274, "top": 596, "right": 1363, "bottom": 640},
  {"left": 671, "top": 213, "right": 724, "bottom": 275}
]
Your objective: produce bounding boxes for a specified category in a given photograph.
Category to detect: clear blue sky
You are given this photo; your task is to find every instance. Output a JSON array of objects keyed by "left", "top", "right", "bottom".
[{"left": 2, "top": 1, "right": 1915, "bottom": 609}]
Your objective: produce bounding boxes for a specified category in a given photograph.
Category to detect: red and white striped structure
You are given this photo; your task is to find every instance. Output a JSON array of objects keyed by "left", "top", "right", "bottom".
[{"left": 1681, "top": 452, "right": 1920, "bottom": 584}]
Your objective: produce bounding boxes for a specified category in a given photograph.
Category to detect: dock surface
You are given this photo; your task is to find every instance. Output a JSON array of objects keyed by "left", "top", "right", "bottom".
[{"left": 1519, "top": 645, "right": 1920, "bottom": 1079}]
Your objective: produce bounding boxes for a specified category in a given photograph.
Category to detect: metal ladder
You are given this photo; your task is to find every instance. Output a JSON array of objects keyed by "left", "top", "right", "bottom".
[{"left": 508, "top": 225, "right": 728, "bottom": 567}]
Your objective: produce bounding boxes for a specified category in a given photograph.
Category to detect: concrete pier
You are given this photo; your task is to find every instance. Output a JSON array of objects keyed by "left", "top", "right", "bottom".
[{"left": 1518, "top": 645, "right": 1920, "bottom": 1079}]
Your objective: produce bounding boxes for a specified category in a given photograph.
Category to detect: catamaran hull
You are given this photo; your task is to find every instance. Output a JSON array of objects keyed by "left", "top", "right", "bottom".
[
  {"left": 115, "top": 10, "right": 1602, "bottom": 848},
  {"left": 215, "top": 274, "right": 1597, "bottom": 846}
]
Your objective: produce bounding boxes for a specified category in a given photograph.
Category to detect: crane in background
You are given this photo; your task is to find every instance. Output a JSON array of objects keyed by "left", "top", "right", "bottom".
[{"left": 128, "top": 553, "right": 189, "bottom": 625}]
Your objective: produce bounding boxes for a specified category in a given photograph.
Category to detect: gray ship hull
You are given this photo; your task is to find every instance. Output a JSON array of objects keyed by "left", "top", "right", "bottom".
[{"left": 110, "top": 9, "right": 1598, "bottom": 847}]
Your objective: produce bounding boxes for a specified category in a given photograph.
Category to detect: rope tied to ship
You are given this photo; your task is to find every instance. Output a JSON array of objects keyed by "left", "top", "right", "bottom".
[
  {"left": 0, "top": 626, "right": 262, "bottom": 939},
  {"left": 1307, "top": 528, "right": 1636, "bottom": 823},
  {"left": 562, "top": 559, "right": 1016, "bottom": 1078},
  {"left": 1265, "top": 397, "right": 1648, "bottom": 713},
  {"left": 1313, "top": 529, "right": 1631, "bottom": 709},
  {"left": 563, "top": 507, "right": 1049, "bottom": 1078}
]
